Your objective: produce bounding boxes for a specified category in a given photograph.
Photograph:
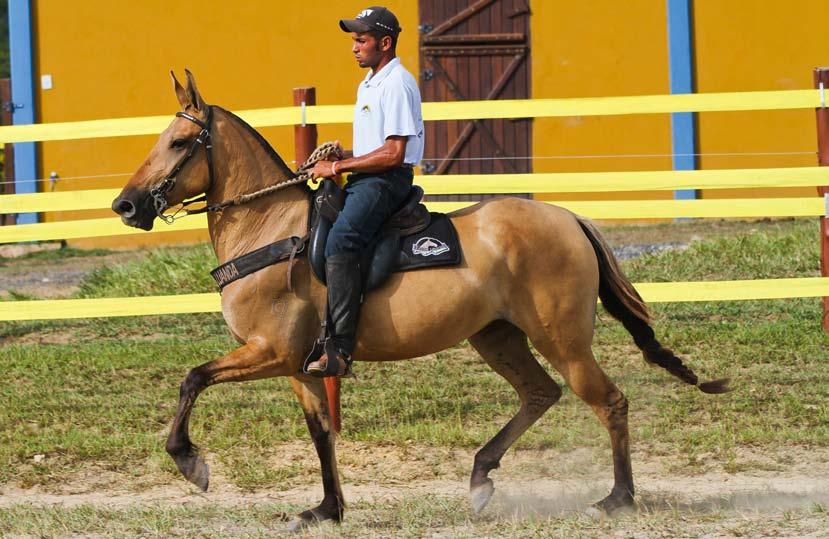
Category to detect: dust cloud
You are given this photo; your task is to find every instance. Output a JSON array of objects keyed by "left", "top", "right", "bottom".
[{"left": 486, "top": 480, "right": 829, "bottom": 519}]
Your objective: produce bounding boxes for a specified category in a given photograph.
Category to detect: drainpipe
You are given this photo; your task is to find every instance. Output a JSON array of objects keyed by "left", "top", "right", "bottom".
[
  {"left": 666, "top": 0, "right": 699, "bottom": 201},
  {"left": 8, "top": 0, "right": 37, "bottom": 224}
]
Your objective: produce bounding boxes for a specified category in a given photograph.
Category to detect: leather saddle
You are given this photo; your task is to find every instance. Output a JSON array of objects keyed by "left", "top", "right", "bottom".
[{"left": 308, "top": 179, "right": 431, "bottom": 292}]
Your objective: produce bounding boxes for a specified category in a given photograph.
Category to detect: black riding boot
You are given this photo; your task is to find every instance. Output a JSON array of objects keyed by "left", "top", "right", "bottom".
[{"left": 306, "top": 253, "right": 362, "bottom": 377}]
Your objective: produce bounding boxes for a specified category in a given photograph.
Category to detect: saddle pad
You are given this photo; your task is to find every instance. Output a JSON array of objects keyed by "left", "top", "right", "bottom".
[{"left": 396, "top": 213, "right": 461, "bottom": 271}]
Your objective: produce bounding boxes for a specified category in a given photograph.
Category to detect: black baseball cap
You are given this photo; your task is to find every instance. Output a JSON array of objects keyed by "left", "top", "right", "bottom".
[{"left": 339, "top": 6, "right": 402, "bottom": 36}]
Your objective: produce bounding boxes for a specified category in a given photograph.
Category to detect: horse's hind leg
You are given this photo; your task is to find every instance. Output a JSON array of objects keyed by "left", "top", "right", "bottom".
[
  {"left": 467, "top": 320, "right": 562, "bottom": 513},
  {"left": 286, "top": 376, "right": 345, "bottom": 530},
  {"left": 165, "top": 338, "right": 289, "bottom": 491},
  {"left": 532, "top": 336, "right": 634, "bottom": 514}
]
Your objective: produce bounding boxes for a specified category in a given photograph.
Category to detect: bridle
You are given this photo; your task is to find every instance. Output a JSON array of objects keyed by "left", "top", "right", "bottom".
[
  {"left": 149, "top": 106, "right": 215, "bottom": 224},
  {"left": 148, "top": 105, "right": 341, "bottom": 224},
  {"left": 143, "top": 106, "right": 345, "bottom": 292}
]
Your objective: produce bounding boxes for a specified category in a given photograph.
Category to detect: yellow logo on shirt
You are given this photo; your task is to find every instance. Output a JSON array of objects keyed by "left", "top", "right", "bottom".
[{"left": 360, "top": 104, "right": 371, "bottom": 114}]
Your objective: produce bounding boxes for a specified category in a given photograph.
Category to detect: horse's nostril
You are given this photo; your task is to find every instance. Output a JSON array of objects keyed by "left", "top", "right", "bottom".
[{"left": 113, "top": 198, "right": 136, "bottom": 218}]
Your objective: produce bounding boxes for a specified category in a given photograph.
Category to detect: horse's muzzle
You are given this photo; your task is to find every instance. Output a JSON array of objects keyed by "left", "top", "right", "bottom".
[
  {"left": 112, "top": 198, "right": 136, "bottom": 219},
  {"left": 112, "top": 190, "right": 156, "bottom": 231}
]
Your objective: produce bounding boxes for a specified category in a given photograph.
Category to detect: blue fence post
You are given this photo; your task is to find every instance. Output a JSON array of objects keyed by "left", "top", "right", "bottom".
[
  {"left": 8, "top": 0, "right": 38, "bottom": 224},
  {"left": 667, "top": 0, "right": 699, "bottom": 200}
]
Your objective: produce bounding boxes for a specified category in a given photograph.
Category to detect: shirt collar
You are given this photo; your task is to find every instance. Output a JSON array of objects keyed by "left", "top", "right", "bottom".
[{"left": 363, "top": 57, "right": 401, "bottom": 88}]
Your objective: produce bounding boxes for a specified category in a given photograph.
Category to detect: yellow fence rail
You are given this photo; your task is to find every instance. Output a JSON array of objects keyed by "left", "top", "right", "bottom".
[
  {"left": 1, "top": 197, "right": 824, "bottom": 244},
  {"left": 3, "top": 167, "right": 828, "bottom": 214},
  {"left": 0, "top": 88, "right": 825, "bottom": 319},
  {"left": 0, "top": 89, "right": 820, "bottom": 145},
  {"left": 2, "top": 277, "right": 826, "bottom": 321}
]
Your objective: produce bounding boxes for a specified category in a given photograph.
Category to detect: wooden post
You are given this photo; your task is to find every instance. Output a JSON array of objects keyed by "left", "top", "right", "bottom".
[
  {"left": 0, "top": 79, "right": 15, "bottom": 226},
  {"left": 815, "top": 68, "right": 829, "bottom": 331},
  {"left": 293, "top": 86, "right": 343, "bottom": 432},
  {"left": 293, "top": 87, "right": 318, "bottom": 166}
]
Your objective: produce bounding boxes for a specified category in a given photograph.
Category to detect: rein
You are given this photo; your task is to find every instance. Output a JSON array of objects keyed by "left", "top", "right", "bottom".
[{"left": 150, "top": 105, "right": 342, "bottom": 224}]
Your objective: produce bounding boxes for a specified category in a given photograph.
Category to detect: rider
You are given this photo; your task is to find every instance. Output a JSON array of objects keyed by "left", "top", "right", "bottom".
[{"left": 307, "top": 6, "right": 425, "bottom": 377}]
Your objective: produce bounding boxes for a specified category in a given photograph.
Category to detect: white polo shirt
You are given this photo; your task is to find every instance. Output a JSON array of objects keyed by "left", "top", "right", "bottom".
[{"left": 353, "top": 57, "right": 424, "bottom": 166}]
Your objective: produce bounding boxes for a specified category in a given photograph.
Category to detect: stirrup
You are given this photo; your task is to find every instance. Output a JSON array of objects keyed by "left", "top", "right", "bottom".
[{"left": 306, "top": 352, "right": 354, "bottom": 378}]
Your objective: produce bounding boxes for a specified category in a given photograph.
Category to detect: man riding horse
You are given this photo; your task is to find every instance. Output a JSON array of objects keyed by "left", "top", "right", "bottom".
[
  {"left": 111, "top": 5, "right": 729, "bottom": 529},
  {"left": 306, "top": 6, "right": 424, "bottom": 377}
]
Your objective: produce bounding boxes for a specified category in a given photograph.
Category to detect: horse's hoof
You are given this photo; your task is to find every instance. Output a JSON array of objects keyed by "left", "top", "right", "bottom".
[
  {"left": 287, "top": 507, "right": 340, "bottom": 533},
  {"left": 187, "top": 456, "right": 210, "bottom": 492},
  {"left": 583, "top": 506, "right": 604, "bottom": 520},
  {"left": 593, "top": 492, "right": 634, "bottom": 516},
  {"left": 172, "top": 452, "right": 210, "bottom": 492},
  {"left": 470, "top": 479, "right": 495, "bottom": 513}
]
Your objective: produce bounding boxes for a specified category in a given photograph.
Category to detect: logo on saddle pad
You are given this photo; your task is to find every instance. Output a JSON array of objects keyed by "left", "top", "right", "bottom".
[{"left": 412, "top": 237, "right": 450, "bottom": 257}]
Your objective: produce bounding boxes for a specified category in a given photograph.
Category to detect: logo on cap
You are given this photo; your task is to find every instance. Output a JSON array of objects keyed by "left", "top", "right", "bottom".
[{"left": 340, "top": 7, "right": 401, "bottom": 36}]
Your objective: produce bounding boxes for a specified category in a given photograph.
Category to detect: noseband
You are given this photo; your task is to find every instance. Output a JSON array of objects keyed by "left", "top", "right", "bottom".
[{"left": 150, "top": 106, "right": 215, "bottom": 223}]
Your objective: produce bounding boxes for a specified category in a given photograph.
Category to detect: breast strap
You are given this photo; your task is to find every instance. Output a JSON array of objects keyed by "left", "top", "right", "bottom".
[{"left": 210, "top": 236, "right": 307, "bottom": 291}]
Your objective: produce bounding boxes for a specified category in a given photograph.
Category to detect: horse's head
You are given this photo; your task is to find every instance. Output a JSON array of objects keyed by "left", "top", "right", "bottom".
[{"left": 112, "top": 70, "right": 214, "bottom": 230}]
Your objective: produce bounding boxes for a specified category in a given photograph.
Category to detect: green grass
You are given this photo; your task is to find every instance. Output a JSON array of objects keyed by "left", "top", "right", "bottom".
[
  {"left": 623, "top": 219, "right": 817, "bottom": 281},
  {"left": 0, "top": 219, "right": 827, "bottom": 491},
  {"left": 1, "top": 493, "right": 827, "bottom": 538},
  {"left": 0, "top": 503, "right": 299, "bottom": 538},
  {"left": 77, "top": 243, "right": 217, "bottom": 298}
]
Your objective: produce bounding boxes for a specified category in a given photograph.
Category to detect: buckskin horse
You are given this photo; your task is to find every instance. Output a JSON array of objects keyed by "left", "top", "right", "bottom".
[{"left": 112, "top": 71, "right": 728, "bottom": 529}]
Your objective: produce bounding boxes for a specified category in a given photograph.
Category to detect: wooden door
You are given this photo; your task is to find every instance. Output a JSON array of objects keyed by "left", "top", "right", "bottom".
[{"left": 418, "top": 0, "right": 531, "bottom": 198}]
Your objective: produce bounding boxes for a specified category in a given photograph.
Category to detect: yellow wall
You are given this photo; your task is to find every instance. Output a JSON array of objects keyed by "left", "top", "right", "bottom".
[
  {"left": 693, "top": 0, "right": 829, "bottom": 199},
  {"left": 33, "top": 0, "right": 418, "bottom": 248},
  {"left": 30, "top": 0, "right": 829, "bottom": 248},
  {"left": 531, "top": 0, "right": 674, "bottom": 205},
  {"left": 532, "top": 0, "right": 829, "bottom": 206}
]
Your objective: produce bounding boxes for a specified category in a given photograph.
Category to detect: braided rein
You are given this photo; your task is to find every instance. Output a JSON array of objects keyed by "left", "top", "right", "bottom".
[
  {"left": 204, "top": 141, "right": 343, "bottom": 212},
  {"left": 155, "top": 119, "right": 342, "bottom": 224}
]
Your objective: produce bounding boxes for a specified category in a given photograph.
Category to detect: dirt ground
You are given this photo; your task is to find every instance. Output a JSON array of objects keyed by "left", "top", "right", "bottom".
[
  {"left": 2, "top": 442, "right": 828, "bottom": 510},
  {"left": 0, "top": 244, "right": 143, "bottom": 299},
  {"left": 1, "top": 442, "right": 828, "bottom": 537}
]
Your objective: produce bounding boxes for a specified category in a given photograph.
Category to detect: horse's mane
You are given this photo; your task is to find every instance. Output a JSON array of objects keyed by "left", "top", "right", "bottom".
[{"left": 213, "top": 105, "right": 298, "bottom": 183}]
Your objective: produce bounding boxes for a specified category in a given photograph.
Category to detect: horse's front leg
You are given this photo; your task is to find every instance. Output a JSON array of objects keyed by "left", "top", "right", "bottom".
[
  {"left": 165, "top": 337, "right": 288, "bottom": 490},
  {"left": 287, "top": 375, "right": 345, "bottom": 530}
]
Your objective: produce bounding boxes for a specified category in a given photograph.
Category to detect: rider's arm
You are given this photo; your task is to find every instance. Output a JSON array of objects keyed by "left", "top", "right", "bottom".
[
  {"left": 312, "top": 136, "right": 407, "bottom": 178},
  {"left": 338, "top": 136, "right": 408, "bottom": 173}
]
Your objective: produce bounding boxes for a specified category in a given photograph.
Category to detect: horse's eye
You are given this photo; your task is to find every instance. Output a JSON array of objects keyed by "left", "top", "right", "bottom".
[{"left": 170, "top": 138, "right": 187, "bottom": 149}]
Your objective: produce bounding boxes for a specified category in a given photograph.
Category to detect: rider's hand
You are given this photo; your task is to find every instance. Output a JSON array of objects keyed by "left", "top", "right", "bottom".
[{"left": 311, "top": 161, "right": 336, "bottom": 181}]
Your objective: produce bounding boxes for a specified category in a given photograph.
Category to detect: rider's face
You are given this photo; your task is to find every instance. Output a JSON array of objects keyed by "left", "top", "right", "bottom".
[{"left": 351, "top": 32, "right": 391, "bottom": 69}]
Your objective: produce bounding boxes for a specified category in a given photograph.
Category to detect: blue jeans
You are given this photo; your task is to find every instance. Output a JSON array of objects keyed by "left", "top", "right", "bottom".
[{"left": 324, "top": 167, "right": 414, "bottom": 258}]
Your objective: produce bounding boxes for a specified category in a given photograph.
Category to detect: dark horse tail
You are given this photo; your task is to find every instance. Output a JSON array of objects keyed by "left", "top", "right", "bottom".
[{"left": 576, "top": 217, "right": 730, "bottom": 394}]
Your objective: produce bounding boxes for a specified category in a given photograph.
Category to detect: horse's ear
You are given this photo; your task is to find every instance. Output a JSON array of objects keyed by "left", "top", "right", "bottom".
[
  {"left": 171, "top": 70, "right": 190, "bottom": 110},
  {"left": 184, "top": 68, "right": 206, "bottom": 112}
]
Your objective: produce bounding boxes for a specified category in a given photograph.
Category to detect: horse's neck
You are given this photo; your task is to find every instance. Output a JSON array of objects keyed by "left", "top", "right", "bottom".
[{"left": 206, "top": 111, "right": 309, "bottom": 263}]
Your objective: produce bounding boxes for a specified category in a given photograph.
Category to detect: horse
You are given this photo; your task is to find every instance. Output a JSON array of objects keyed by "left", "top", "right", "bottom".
[{"left": 112, "top": 70, "right": 729, "bottom": 529}]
